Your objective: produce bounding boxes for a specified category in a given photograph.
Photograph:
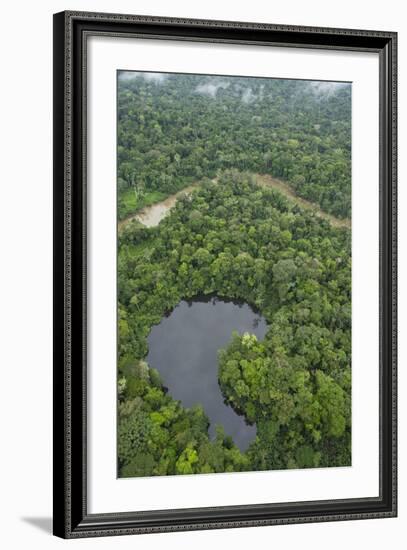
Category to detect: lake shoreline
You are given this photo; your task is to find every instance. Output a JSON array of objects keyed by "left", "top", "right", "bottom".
[{"left": 146, "top": 295, "right": 267, "bottom": 451}]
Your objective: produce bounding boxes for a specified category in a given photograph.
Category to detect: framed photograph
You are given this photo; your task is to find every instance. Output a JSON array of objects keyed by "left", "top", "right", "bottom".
[{"left": 53, "top": 11, "right": 397, "bottom": 538}]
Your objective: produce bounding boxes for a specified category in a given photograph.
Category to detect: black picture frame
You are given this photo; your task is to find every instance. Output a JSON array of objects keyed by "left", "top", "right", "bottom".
[{"left": 53, "top": 10, "right": 397, "bottom": 539}]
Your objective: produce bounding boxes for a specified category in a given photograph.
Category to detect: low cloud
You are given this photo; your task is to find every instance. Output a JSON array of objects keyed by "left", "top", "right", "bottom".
[
  {"left": 195, "top": 81, "right": 230, "bottom": 97},
  {"left": 308, "top": 81, "right": 350, "bottom": 95},
  {"left": 241, "top": 87, "right": 256, "bottom": 104},
  {"left": 118, "top": 71, "right": 168, "bottom": 84}
]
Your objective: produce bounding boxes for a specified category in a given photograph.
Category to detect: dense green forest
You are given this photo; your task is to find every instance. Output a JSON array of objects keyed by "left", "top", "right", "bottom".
[
  {"left": 117, "top": 73, "right": 351, "bottom": 477},
  {"left": 118, "top": 73, "right": 351, "bottom": 219}
]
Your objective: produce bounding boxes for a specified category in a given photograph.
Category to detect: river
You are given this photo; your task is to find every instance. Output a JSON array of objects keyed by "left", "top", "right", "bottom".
[
  {"left": 119, "top": 184, "right": 198, "bottom": 229},
  {"left": 119, "top": 174, "right": 350, "bottom": 231}
]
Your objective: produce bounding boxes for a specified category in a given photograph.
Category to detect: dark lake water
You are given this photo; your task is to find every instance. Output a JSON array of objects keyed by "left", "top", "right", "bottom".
[{"left": 147, "top": 296, "right": 267, "bottom": 451}]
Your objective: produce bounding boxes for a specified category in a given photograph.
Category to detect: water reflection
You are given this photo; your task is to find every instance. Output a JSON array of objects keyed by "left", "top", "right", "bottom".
[{"left": 147, "top": 296, "right": 267, "bottom": 451}]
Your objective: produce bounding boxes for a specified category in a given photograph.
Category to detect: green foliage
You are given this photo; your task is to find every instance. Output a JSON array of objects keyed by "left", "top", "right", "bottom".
[
  {"left": 118, "top": 407, "right": 152, "bottom": 466},
  {"left": 116, "top": 73, "right": 351, "bottom": 477},
  {"left": 118, "top": 74, "right": 351, "bottom": 219},
  {"left": 218, "top": 330, "right": 350, "bottom": 470},
  {"left": 176, "top": 446, "right": 199, "bottom": 475},
  {"left": 118, "top": 188, "right": 167, "bottom": 221},
  {"left": 117, "top": 170, "right": 351, "bottom": 476}
]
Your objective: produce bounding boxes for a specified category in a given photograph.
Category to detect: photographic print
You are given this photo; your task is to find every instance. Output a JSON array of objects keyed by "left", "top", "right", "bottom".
[
  {"left": 117, "top": 71, "right": 352, "bottom": 478},
  {"left": 54, "top": 12, "right": 397, "bottom": 536}
]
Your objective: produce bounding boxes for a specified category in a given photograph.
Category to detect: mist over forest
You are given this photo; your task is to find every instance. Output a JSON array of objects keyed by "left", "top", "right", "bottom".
[
  {"left": 118, "top": 72, "right": 351, "bottom": 220},
  {"left": 117, "top": 72, "right": 352, "bottom": 478}
]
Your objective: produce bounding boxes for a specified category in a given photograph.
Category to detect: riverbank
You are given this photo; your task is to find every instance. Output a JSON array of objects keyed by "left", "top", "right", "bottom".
[
  {"left": 118, "top": 183, "right": 199, "bottom": 230},
  {"left": 255, "top": 174, "right": 351, "bottom": 229},
  {"left": 118, "top": 174, "right": 351, "bottom": 231}
]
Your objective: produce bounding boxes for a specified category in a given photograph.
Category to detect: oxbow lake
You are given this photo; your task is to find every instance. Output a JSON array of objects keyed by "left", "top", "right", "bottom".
[{"left": 147, "top": 296, "right": 268, "bottom": 451}]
